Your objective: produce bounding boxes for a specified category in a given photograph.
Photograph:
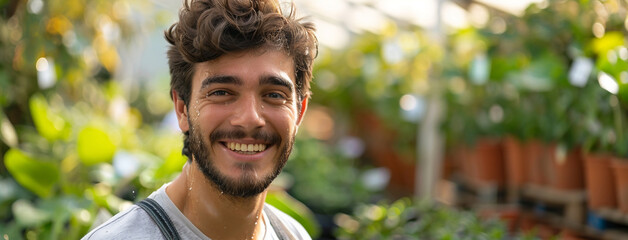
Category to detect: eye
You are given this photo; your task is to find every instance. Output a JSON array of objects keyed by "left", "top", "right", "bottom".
[
  {"left": 206, "top": 90, "right": 230, "bottom": 97},
  {"left": 266, "top": 92, "right": 285, "bottom": 99},
  {"left": 264, "top": 91, "right": 289, "bottom": 105}
]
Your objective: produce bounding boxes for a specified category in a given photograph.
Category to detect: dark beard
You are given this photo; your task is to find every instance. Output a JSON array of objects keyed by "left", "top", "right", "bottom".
[{"left": 186, "top": 122, "right": 293, "bottom": 198}]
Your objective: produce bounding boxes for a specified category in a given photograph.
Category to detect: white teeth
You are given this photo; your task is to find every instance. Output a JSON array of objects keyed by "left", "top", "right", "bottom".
[{"left": 227, "top": 143, "right": 267, "bottom": 152}]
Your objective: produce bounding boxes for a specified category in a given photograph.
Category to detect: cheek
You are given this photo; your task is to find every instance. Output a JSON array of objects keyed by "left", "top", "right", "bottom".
[
  {"left": 273, "top": 109, "right": 299, "bottom": 133},
  {"left": 194, "top": 107, "right": 225, "bottom": 132}
]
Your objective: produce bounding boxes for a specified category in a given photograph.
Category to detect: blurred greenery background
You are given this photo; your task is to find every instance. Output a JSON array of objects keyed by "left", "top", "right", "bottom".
[{"left": 1, "top": 0, "right": 628, "bottom": 239}]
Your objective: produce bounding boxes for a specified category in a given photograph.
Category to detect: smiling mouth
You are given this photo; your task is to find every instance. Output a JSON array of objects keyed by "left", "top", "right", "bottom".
[{"left": 224, "top": 142, "right": 268, "bottom": 155}]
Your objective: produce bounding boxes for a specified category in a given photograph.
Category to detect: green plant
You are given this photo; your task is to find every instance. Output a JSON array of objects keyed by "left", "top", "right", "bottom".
[
  {"left": 0, "top": 0, "right": 178, "bottom": 238},
  {"left": 0, "top": 81, "right": 189, "bottom": 239},
  {"left": 282, "top": 138, "right": 377, "bottom": 215},
  {"left": 311, "top": 29, "right": 441, "bottom": 162},
  {"left": 441, "top": 0, "right": 628, "bottom": 155},
  {"left": 335, "top": 198, "right": 538, "bottom": 239}
]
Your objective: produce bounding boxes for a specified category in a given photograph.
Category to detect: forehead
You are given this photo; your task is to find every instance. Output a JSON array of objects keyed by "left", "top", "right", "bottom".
[{"left": 192, "top": 49, "right": 295, "bottom": 87}]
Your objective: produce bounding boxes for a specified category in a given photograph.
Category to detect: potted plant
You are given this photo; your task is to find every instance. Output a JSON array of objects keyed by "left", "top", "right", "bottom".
[
  {"left": 334, "top": 198, "right": 530, "bottom": 239},
  {"left": 582, "top": 86, "right": 620, "bottom": 210}
]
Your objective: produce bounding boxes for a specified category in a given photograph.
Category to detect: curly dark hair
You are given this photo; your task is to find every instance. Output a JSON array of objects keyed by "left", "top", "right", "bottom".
[{"left": 165, "top": 0, "right": 318, "bottom": 106}]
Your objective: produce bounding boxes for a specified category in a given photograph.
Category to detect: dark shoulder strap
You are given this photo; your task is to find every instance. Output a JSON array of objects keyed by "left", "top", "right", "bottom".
[
  {"left": 137, "top": 198, "right": 181, "bottom": 240},
  {"left": 265, "top": 205, "right": 298, "bottom": 240}
]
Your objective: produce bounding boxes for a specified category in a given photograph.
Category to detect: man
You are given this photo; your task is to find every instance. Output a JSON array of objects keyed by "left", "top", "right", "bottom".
[{"left": 83, "top": 0, "right": 317, "bottom": 239}]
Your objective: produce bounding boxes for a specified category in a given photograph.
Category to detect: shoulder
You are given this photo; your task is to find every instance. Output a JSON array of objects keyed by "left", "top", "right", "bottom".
[
  {"left": 82, "top": 205, "right": 163, "bottom": 240},
  {"left": 264, "top": 204, "right": 312, "bottom": 240}
]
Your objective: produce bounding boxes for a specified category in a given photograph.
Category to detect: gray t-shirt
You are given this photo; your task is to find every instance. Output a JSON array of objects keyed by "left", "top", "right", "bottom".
[{"left": 82, "top": 184, "right": 311, "bottom": 240}]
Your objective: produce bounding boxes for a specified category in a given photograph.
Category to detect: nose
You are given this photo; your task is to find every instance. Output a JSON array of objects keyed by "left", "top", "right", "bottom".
[{"left": 230, "top": 95, "right": 265, "bottom": 131}]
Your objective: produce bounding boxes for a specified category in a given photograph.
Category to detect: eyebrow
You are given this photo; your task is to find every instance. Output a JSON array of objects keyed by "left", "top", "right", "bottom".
[
  {"left": 200, "top": 74, "right": 294, "bottom": 93},
  {"left": 200, "top": 75, "right": 242, "bottom": 90},
  {"left": 260, "top": 75, "right": 295, "bottom": 93}
]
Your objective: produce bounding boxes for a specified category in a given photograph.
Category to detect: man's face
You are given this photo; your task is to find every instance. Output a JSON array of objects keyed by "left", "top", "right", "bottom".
[{"left": 179, "top": 49, "right": 306, "bottom": 198}]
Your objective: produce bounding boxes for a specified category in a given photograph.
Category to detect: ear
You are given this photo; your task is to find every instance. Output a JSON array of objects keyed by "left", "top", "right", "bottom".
[
  {"left": 296, "top": 97, "right": 308, "bottom": 126},
  {"left": 172, "top": 90, "right": 189, "bottom": 132}
]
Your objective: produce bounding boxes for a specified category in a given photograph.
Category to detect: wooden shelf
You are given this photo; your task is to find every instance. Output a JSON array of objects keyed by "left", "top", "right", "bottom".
[
  {"left": 448, "top": 177, "right": 628, "bottom": 239},
  {"left": 520, "top": 184, "right": 587, "bottom": 225},
  {"left": 601, "top": 230, "right": 628, "bottom": 240},
  {"left": 450, "top": 175, "right": 505, "bottom": 206},
  {"left": 521, "top": 185, "right": 586, "bottom": 204},
  {"left": 593, "top": 208, "right": 628, "bottom": 225}
]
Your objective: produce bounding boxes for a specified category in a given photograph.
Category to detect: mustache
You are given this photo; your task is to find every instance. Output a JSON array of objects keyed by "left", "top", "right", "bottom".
[{"left": 209, "top": 129, "right": 281, "bottom": 145}]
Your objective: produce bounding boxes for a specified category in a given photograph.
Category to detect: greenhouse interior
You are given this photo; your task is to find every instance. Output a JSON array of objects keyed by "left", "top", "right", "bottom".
[{"left": 2, "top": 0, "right": 628, "bottom": 239}]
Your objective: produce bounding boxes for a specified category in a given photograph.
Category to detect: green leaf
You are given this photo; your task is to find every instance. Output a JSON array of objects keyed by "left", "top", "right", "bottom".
[
  {"left": 12, "top": 199, "right": 51, "bottom": 228},
  {"left": 0, "top": 179, "right": 27, "bottom": 220},
  {"left": 39, "top": 196, "right": 88, "bottom": 238},
  {"left": 592, "top": 32, "right": 625, "bottom": 56},
  {"left": 0, "top": 69, "right": 9, "bottom": 106},
  {"left": 0, "top": 179, "right": 20, "bottom": 203},
  {"left": 266, "top": 189, "right": 321, "bottom": 238},
  {"left": 618, "top": 83, "right": 628, "bottom": 106},
  {"left": 0, "top": 0, "right": 9, "bottom": 10},
  {"left": 4, "top": 148, "right": 60, "bottom": 198},
  {"left": 77, "top": 126, "right": 116, "bottom": 166},
  {"left": 0, "top": 221, "right": 25, "bottom": 240},
  {"left": 596, "top": 47, "right": 628, "bottom": 78},
  {"left": 29, "top": 94, "right": 68, "bottom": 141},
  {"left": 154, "top": 150, "right": 186, "bottom": 179},
  {"left": 513, "top": 53, "right": 566, "bottom": 91}
]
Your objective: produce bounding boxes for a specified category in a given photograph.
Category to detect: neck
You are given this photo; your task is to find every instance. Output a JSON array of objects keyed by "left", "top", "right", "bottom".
[{"left": 166, "top": 162, "right": 267, "bottom": 240}]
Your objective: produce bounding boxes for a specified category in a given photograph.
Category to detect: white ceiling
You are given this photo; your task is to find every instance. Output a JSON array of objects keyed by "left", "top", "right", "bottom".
[
  {"left": 292, "top": 0, "right": 545, "bottom": 49},
  {"left": 151, "top": 0, "right": 544, "bottom": 49}
]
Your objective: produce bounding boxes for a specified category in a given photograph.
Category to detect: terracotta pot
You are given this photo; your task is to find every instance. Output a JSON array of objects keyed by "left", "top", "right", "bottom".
[
  {"left": 503, "top": 136, "right": 528, "bottom": 188},
  {"left": 356, "top": 111, "right": 415, "bottom": 194},
  {"left": 536, "top": 223, "right": 559, "bottom": 239},
  {"left": 441, "top": 150, "right": 459, "bottom": 180},
  {"left": 477, "top": 206, "right": 520, "bottom": 233},
  {"left": 459, "top": 144, "right": 477, "bottom": 184},
  {"left": 518, "top": 214, "right": 538, "bottom": 232},
  {"left": 519, "top": 215, "right": 559, "bottom": 238},
  {"left": 547, "top": 146, "right": 585, "bottom": 190},
  {"left": 558, "top": 229, "right": 587, "bottom": 240},
  {"left": 470, "top": 138, "right": 505, "bottom": 186},
  {"left": 583, "top": 153, "right": 617, "bottom": 209},
  {"left": 523, "top": 140, "right": 548, "bottom": 185},
  {"left": 612, "top": 158, "right": 628, "bottom": 213}
]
